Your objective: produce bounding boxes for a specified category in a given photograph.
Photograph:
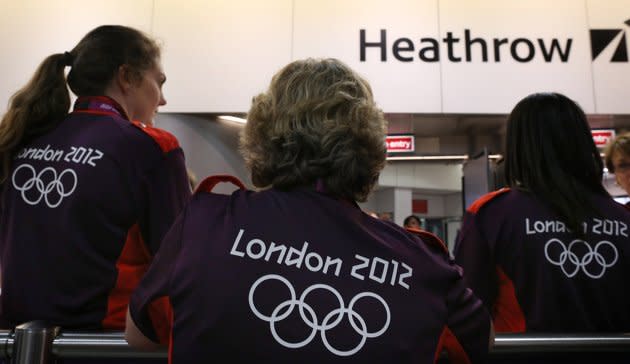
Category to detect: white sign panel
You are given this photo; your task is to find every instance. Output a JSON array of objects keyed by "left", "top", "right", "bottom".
[
  {"left": 153, "top": 0, "right": 293, "bottom": 113},
  {"left": 1, "top": 1, "right": 629, "bottom": 115},
  {"left": 587, "top": 0, "right": 630, "bottom": 114},
  {"left": 439, "top": 0, "right": 595, "bottom": 114},
  {"left": 0, "top": 0, "right": 153, "bottom": 115},
  {"left": 292, "top": 0, "right": 442, "bottom": 113}
]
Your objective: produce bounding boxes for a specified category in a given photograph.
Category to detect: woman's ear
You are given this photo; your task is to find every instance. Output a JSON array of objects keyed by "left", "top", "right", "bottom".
[{"left": 114, "top": 65, "right": 134, "bottom": 94}]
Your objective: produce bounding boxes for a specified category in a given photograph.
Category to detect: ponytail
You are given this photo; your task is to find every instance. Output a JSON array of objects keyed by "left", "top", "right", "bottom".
[
  {"left": 0, "top": 53, "right": 70, "bottom": 183},
  {"left": 1, "top": 25, "right": 160, "bottom": 185}
]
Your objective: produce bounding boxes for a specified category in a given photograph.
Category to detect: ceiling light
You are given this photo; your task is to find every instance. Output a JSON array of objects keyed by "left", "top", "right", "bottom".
[
  {"left": 218, "top": 115, "right": 247, "bottom": 124},
  {"left": 387, "top": 155, "right": 468, "bottom": 161},
  {"left": 387, "top": 153, "right": 504, "bottom": 161}
]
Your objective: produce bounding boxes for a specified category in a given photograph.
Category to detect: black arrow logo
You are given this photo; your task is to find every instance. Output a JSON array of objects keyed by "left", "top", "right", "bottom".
[{"left": 590, "top": 18, "right": 629, "bottom": 62}]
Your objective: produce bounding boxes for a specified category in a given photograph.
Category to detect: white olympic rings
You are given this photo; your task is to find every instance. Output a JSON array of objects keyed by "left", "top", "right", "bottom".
[
  {"left": 544, "top": 238, "right": 618, "bottom": 279},
  {"left": 248, "top": 274, "right": 391, "bottom": 356},
  {"left": 11, "top": 164, "right": 77, "bottom": 208}
]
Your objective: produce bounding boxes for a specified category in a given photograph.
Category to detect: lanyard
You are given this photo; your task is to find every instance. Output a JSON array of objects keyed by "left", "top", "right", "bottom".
[{"left": 73, "top": 96, "right": 129, "bottom": 120}]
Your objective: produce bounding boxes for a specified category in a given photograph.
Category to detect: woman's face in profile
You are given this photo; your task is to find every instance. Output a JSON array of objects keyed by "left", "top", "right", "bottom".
[
  {"left": 612, "top": 151, "right": 630, "bottom": 195},
  {"left": 127, "top": 62, "right": 167, "bottom": 125}
]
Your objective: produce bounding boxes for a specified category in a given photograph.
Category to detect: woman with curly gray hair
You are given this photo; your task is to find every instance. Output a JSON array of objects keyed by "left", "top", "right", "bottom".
[
  {"left": 240, "top": 58, "right": 386, "bottom": 201},
  {"left": 127, "top": 58, "right": 491, "bottom": 364}
]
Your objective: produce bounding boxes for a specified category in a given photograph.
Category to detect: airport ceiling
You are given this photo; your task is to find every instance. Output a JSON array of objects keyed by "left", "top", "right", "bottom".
[
  {"left": 207, "top": 112, "right": 630, "bottom": 138},
  {"left": 386, "top": 113, "right": 630, "bottom": 137},
  {"left": 386, "top": 113, "right": 507, "bottom": 137}
]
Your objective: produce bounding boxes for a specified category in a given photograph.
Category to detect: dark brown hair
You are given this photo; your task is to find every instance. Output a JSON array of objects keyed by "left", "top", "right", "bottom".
[{"left": 505, "top": 92, "right": 608, "bottom": 233}]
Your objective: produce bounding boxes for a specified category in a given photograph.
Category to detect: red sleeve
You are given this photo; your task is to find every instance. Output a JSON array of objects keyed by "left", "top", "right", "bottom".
[
  {"left": 492, "top": 267, "right": 526, "bottom": 332},
  {"left": 132, "top": 121, "right": 180, "bottom": 153},
  {"left": 435, "top": 326, "right": 471, "bottom": 364},
  {"left": 467, "top": 188, "right": 510, "bottom": 214}
]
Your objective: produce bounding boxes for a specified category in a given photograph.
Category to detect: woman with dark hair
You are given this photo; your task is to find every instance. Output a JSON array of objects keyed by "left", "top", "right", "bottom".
[
  {"left": 126, "top": 58, "right": 491, "bottom": 363},
  {"left": 455, "top": 92, "right": 630, "bottom": 333},
  {"left": 0, "top": 25, "right": 191, "bottom": 334},
  {"left": 403, "top": 214, "right": 422, "bottom": 230}
]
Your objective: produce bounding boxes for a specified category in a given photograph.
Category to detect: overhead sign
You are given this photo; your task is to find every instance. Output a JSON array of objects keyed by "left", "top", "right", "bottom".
[
  {"left": 2, "top": 1, "right": 630, "bottom": 114},
  {"left": 592, "top": 129, "right": 616, "bottom": 147},
  {"left": 386, "top": 135, "right": 415, "bottom": 153}
]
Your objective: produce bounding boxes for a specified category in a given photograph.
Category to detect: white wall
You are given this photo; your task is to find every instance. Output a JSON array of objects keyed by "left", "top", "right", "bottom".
[
  {"left": 360, "top": 188, "right": 462, "bottom": 222},
  {"left": 361, "top": 162, "right": 464, "bottom": 221},
  {"left": 444, "top": 193, "right": 463, "bottom": 217},
  {"left": 293, "top": 0, "right": 442, "bottom": 113},
  {"left": 0, "top": 0, "right": 153, "bottom": 113},
  {"left": 394, "top": 188, "right": 413, "bottom": 226},
  {"left": 154, "top": 113, "right": 251, "bottom": 194},
  {"left": 152, "top": 0, "right": 293, "bottom": 113},
  {"left": 438, "top": 0, "right": 594, "bottom": 113},
  {"left": 446, "top": 219, "right": 461, "bottom": 253},
  {"left": 587, "top": 0, "right": 630, "bottom": 114},
  {"left": 378, "top": 162, "right": 463, "bottom": 192},
  {"left": 1, "top": 0, "right": 629, "bottom": 115},
  {"left": 360, "top": 188, "right": 395, "bottom": 215}
]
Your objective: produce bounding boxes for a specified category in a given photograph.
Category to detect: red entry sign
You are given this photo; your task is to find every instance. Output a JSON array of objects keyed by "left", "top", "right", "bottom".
[
  {"left": 386, "top": 135, "right": 415, "bottom": 153},
  {"left": 592, "top": 129, "right": 615, "bottom": 148}
]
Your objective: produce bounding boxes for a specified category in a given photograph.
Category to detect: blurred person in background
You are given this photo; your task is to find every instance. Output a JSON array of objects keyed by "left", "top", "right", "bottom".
[
  {"left": 403, "top": 214, "right": 422, "bottom": 230},
  {"left": 455, "top": 92, "right": 630, "bottom": 333},
  {"left": 604, "top": 132, "right": 630, "bottom": 208},
  {"left": 126, "top": 58, "right": 492, "bottom": 363},
  {"left": 0, "top": 25, "right": 191, "bottom": 334},
  {"left": 378, "top": 211, "right": 393, "bottom": 222}
]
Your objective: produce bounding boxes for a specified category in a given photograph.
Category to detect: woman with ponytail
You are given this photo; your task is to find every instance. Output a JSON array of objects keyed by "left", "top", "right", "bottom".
[{"left": 0, "top": 25, "right": 191, "bottom": 335}]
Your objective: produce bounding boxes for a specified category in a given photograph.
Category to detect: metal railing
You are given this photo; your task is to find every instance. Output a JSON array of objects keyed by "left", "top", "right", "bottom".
[
  {"left": 0, "top": 322, "right": 628, "bottom": 363},
  {"left": 0, "top": 322, "right": 167, "bottom": 362},
  {"left": 492, "top": 332, "right": 630, "bottom": 353}
]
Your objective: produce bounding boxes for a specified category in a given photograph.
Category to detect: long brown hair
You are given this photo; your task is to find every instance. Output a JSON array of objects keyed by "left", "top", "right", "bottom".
[
  {"left": 0, "top": 25, "right": 159, "bottom": 184},
  {"left": 0, "top": 53, "right": 69, "bottom": 183}
]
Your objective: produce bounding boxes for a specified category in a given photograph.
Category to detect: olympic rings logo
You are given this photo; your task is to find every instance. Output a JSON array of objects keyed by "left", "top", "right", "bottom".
[
  {"left": 248, "top": 274, "right": 391, "bottom": 357},
  {"left": 11, "top": 164, "right": 78, "bottom": 208},
  {"left": 544, "top": 238, "right": 618, "bottom": 279}
]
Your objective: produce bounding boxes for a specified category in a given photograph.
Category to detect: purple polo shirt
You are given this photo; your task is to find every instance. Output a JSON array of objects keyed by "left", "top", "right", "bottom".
[
  {"left": 455, "top": 188, "right": 630, "bottom": 332},
  {"left": 0, "top": 96, "right": 191, "bottom": 330},
  {"left": 130, "top": 182, "right": 490, "bottom": 363}
]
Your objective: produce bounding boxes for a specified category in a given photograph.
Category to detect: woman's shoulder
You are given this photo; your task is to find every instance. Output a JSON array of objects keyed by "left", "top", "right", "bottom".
[
  {"left": 121, "top": 121, "right": 181, "bottom": 154},
  {"left": 466, "top": 187, "right": 514, "bottom": 215}
]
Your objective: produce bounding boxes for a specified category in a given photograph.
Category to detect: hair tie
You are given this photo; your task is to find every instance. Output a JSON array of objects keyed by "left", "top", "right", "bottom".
[{"left": 62, "top": 51, "right": 74, "bottom": 67}]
